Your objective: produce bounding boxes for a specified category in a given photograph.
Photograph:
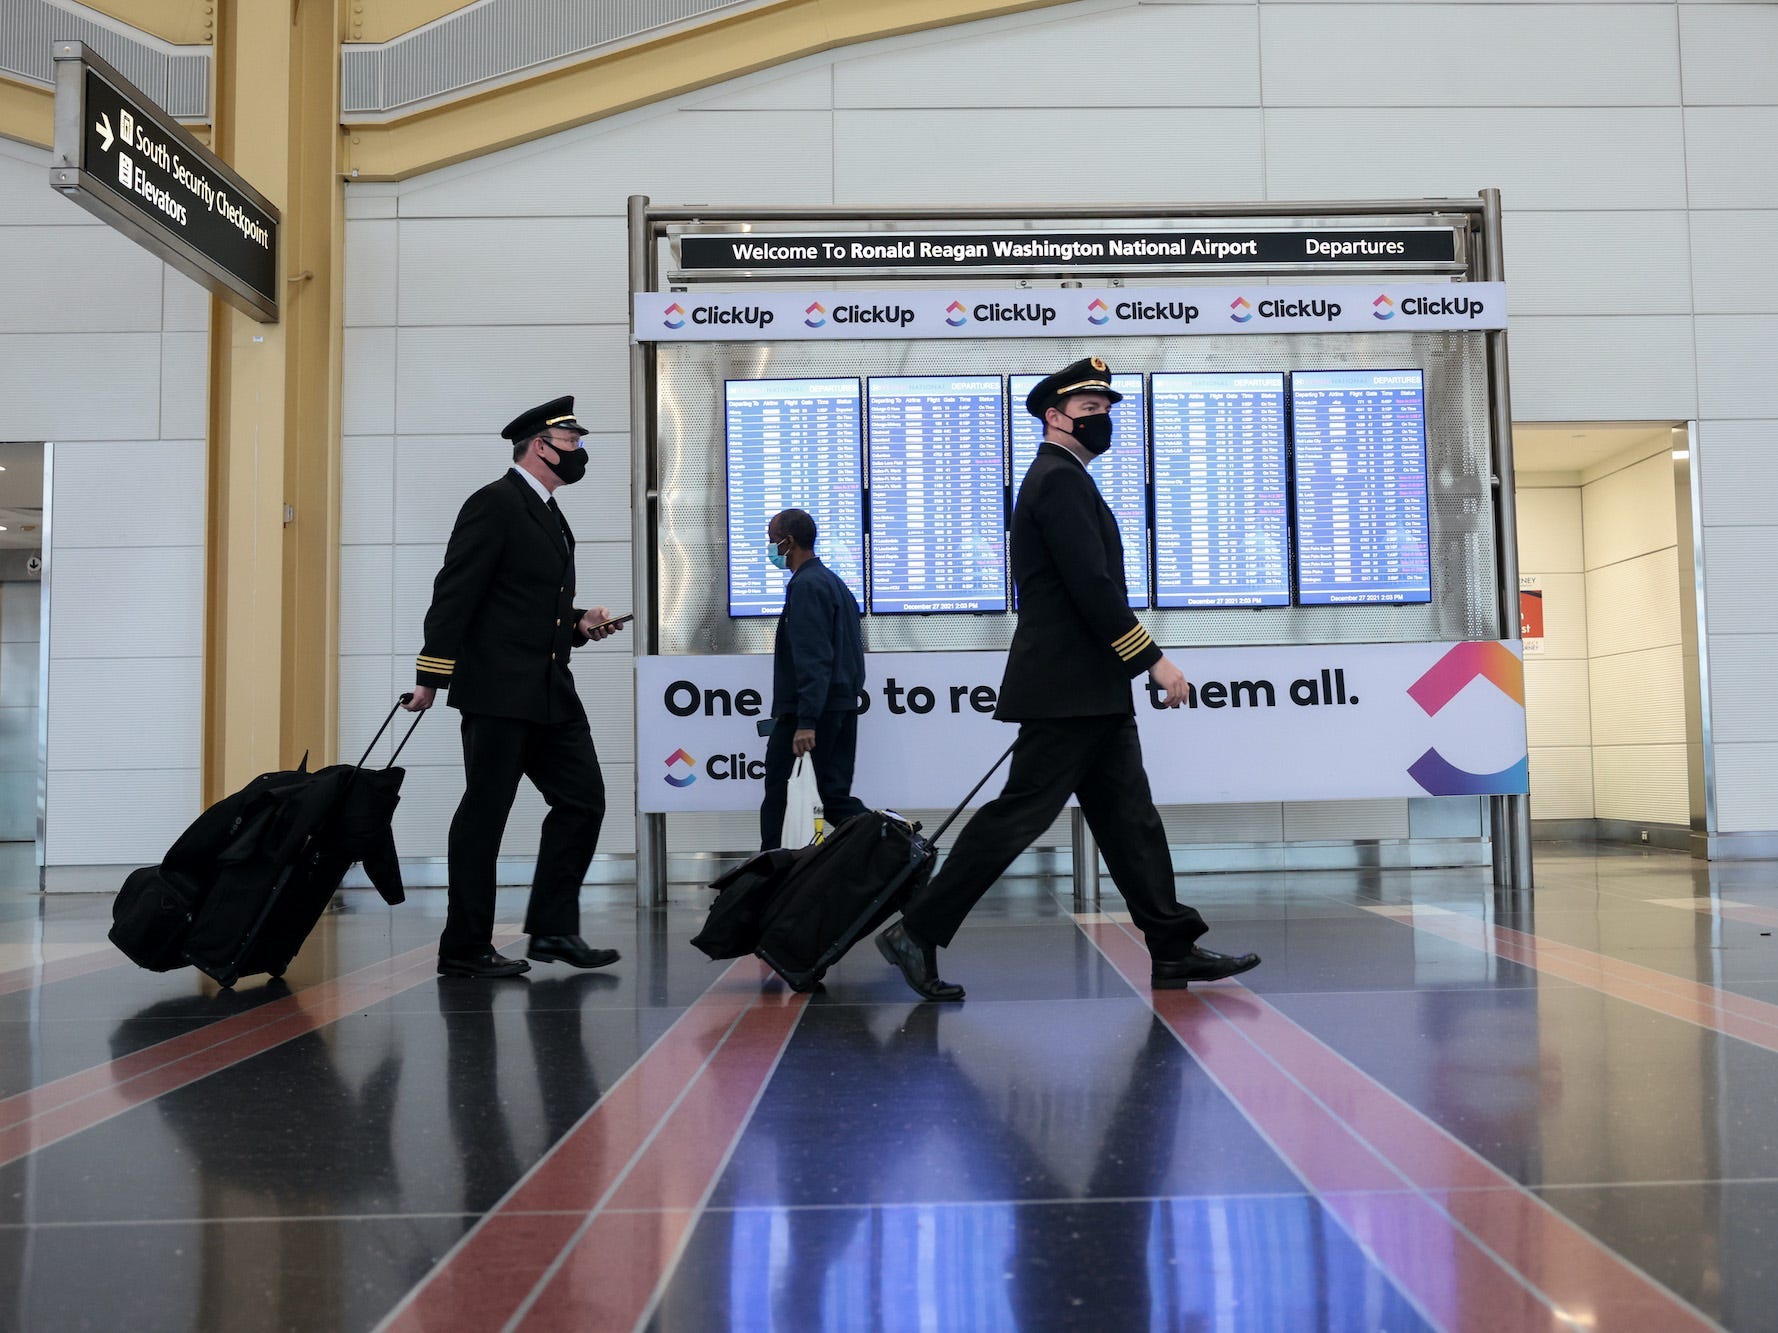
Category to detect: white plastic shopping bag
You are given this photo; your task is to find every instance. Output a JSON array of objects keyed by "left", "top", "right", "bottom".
[{"left": 784, "top": 754, "right": 821, "bottom": 847}]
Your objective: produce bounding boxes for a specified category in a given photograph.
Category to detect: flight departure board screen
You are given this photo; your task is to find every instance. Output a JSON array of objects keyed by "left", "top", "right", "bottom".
[
  {"left": 1291, "top": 369, "right": 1432, "bottom": 605},
  {"left": 865, "top": 375, "right": 1008, "bottom": 614},
  {"left": 1009, "top": 374, "right": 1149, "bottom": 609},
  {"left": 1149, "top": 372, "right": 1291, "bottom": 608},
  {"left": 724, "top": 377, "right": 865, "bottom": 618}
]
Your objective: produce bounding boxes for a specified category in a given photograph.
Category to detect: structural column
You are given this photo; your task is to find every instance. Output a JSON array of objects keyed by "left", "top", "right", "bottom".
[{"left": 203, "top": 0, "right": 345, "bottom": 801}]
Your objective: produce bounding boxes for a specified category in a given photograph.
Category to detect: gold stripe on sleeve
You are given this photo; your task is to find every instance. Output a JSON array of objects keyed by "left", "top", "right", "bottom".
[
  {"left": 1114, "top": 629, "right": 1155, "bottom": 661},
  {"left": 1111, "top": 625, "right": 1148, "bottom": 653}
]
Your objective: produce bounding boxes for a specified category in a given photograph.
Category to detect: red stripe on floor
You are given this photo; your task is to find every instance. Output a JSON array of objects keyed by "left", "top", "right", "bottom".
[
  {"left": 1083, "top": 920, "right": 1715, "bottom": 1333},
  {"left": 377, "top": 960, "right": 805, "bottom": 1333},
  {"left": 0, "top": 946, "right": 130, "bottom": 997},
  {"left": 0, "top": 933, "right": 518, "bottom": 1167},
  {"left": 518, "top": 997, "right": 804, "bottom": 1330},
  {"left": 1382, "top": 906, "right": 1778, "bottom": 1054}
]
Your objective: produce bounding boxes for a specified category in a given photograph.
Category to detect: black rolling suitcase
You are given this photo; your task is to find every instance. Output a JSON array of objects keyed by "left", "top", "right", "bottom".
[
  {"left": 111, "top": 697, "right": 421, "bottom": 987},
  {"left": 745, "top": 742, "right": 1015, "bottom": 993},
  {"left": 109, "top": 766, "right": 304, "bottom": 972},
  {"left": 692, "top": 844, "right": 815, "bottom": 961}
]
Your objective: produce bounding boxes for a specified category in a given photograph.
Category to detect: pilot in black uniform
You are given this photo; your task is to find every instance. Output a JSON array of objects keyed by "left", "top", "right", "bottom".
[
  {"left": 877, "top": 358, "right": 1261, "bottom": 1000},
  {"left": 402, "top": 396, "right": 627, "bottom": 978}
]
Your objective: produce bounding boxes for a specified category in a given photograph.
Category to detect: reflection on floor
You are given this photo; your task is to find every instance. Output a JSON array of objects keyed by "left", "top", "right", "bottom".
[{"left": 3, "top": 842, "right": 1778, "bottom": 1329}]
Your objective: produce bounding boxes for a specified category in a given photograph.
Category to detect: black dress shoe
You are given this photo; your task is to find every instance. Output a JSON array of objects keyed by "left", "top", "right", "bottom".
[
  {"left": 437, "top": 950, "right": 530, "bottom": 978},
  {"left": 526, "top": 935, "right": 621, "bottom": 969},
  {"left": 875, "top": 921, "right": 965, "bottom": 1001},
  {"left": 1151, "top": 946, "right": 1261, "bottom": 990}
]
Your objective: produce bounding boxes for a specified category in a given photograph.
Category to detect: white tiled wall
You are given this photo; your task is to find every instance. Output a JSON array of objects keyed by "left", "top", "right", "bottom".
[
  {"left": 1699, "top": 418, "right": 1778, "bottom": 831},
  {"left": 0, "top": 137, "right": 208, "bottom": 869},
  {"left": 1582, "top": 452, "right": 1689, "bottom": 826}
]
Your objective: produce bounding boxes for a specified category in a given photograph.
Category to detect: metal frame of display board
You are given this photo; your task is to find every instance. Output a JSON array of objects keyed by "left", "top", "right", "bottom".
[{"left": 627, "top": 192, "right": 1531, "bottom": 908}]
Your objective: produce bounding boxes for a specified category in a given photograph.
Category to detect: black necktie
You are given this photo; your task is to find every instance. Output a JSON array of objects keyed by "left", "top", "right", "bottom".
[{"left": 546, "top": 497, "right": 571, "bottom": 551}]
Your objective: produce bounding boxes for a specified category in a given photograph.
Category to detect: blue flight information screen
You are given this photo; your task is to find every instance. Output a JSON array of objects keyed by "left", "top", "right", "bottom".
[
  {"left": 724, "top": 377, "right": 864, "bottom": 618},
  {"left": 866, "top": 375, "right": 1008, "bottom": 614},
  {"left": 1291, "top": 369, "right": 1433, "bottom": 605},
  {"left": 1009, "top": 373, "right": 1149, "bottom": 608},
  {"left": 1150, "top": 372, "right": 1290, "bottom": 608}
]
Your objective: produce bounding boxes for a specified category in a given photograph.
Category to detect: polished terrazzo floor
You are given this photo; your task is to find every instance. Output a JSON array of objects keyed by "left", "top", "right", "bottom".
[{"left": 4, "top": 842, "right": 1778, "bottom": 1330}]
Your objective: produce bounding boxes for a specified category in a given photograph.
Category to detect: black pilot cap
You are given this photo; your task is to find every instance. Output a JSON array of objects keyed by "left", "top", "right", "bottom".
[
  {"left": 501, "top": 395, "right": 589, "bottom": 442},
  {"left": 1025, "top": 356, "right": 1123, "bottom": 419}
]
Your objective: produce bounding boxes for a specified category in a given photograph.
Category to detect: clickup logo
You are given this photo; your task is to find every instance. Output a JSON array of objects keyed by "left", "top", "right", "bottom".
[
  {"left": 663, "top": 748, "right": 698, "bottom": 787},
  {"left": 945, "top": 301, "right": 968, "bottom": 327},
  {"left": 1372, "top": 294, "right": 1396, "bottom": 321},
  {"left": 663, "top": 302, "right": 687, "bottom": 330},
  {"left": 1087, "top": 299, "right": 1110, "bottom": 326},
  {"left": 1228, "top": 297, "right": 1254, "bottom": 324},
  {"left": 804, "top": 301, "right": 827, "bottom": 328},
  {"left": 1404, "top": 642, "right": 1529, "bottom": 796}
]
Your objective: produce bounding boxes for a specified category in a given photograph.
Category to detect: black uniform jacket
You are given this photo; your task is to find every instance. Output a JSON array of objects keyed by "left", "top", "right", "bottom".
[
  {"left": 769, "top": 557, "right": 866, "bottom": 728},
  {"left": 996, "top": 443, "right": 1162, "bottom": 721},
  {"left": 415, "top": 470, "right": 588, "bottom": 724}
]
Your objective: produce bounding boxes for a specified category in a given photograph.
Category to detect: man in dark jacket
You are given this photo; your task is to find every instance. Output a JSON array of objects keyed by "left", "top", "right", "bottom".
[
  {"left": 877, "top": 358, "right": 1260, "bottom": 1000},
  {"left": 759, "top": 508, "right": 868, "bottom": 849},
  {"left": 401, "top": 395, "right": 626, "bottom": 978}
]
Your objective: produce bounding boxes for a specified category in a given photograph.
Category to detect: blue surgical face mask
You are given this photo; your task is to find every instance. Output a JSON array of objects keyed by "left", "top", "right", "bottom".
[{"left": 767, "top": 538, "right": 789, "bottom": 570}]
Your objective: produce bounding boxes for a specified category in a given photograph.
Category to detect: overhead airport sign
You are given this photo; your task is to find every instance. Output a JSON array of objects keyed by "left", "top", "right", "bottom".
[
  {"left": 634, "top": 283, "right": 1507, "bottom": 342},
  {"left": 49, "top": 42, "right": 280, "bottom": 322},
  {"left": 676, "top": 227, "right": 1462, "bottom": 277}
]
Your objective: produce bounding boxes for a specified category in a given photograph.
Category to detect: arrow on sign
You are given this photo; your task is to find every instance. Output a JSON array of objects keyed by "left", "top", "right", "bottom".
[{"left": 95, "top": 113, "right": 113, "bottom": 151}]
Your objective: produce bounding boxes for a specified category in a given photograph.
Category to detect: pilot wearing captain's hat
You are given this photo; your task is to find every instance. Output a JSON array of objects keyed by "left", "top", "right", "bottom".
[
  {"left": 402, "top": 395, "right": 626, "bottom": 979},
  {"left": 876, "top": 357, "right": 1261, "bottom": 1001}
]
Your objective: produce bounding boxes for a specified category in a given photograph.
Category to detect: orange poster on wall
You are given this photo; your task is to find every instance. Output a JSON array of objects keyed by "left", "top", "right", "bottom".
[{"left": 1519, "top": 576, "right": 1544, "bottom": 654}]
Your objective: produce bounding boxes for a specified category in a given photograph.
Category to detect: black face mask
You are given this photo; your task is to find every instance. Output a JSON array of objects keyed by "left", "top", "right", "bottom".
[
  {"left": 543, "top": 441, "right": 588, "bottom": 484},
  {"left": 1066, "top": 411, "right": 1114, "bottom": 456}
]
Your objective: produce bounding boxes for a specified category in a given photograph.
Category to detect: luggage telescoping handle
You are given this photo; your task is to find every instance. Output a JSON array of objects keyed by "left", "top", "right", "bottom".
[
  {"left": 357, "top": 694, "right": 425, "bottom": 771},
  {"left": 928, "top": 741, "right": 1017, "bottom": 845}
]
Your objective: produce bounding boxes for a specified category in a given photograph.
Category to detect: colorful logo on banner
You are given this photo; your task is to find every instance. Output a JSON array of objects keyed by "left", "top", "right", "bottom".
[
  {"left": 1405, "top": 642, "right": 1528, "bottom": 795},
  {"left": 1229, "top": 296, "right": 1254, "bottom": 324},
  {"left": 945, "top": 300, "right": 968, "bottom": 327},
  {"left": 1372, "top": 294, "right": 1395, "bottom": 321},
  {"left": 804, "top": 301, "right": 827, "bottom": 328},
  {"left": 663, "top": 302, "right": 687, "bottom": 330},
  {"left": 664, "top": 748, "right": 698, "bottom": 787},
  {"left": 1087, "top": 298, "right": 1110, "bottom": 325}
]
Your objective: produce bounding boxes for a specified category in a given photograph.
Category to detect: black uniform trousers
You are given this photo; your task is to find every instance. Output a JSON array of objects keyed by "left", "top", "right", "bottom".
[
  {"left": 759, "top": 709, "right": 869, "bottom": 850},
  {"left": 440, "top": 709, "right": 605, "bottom": 959},
  {"left": 900, "top": 714, "right": 1207, "bottom": 961}
]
